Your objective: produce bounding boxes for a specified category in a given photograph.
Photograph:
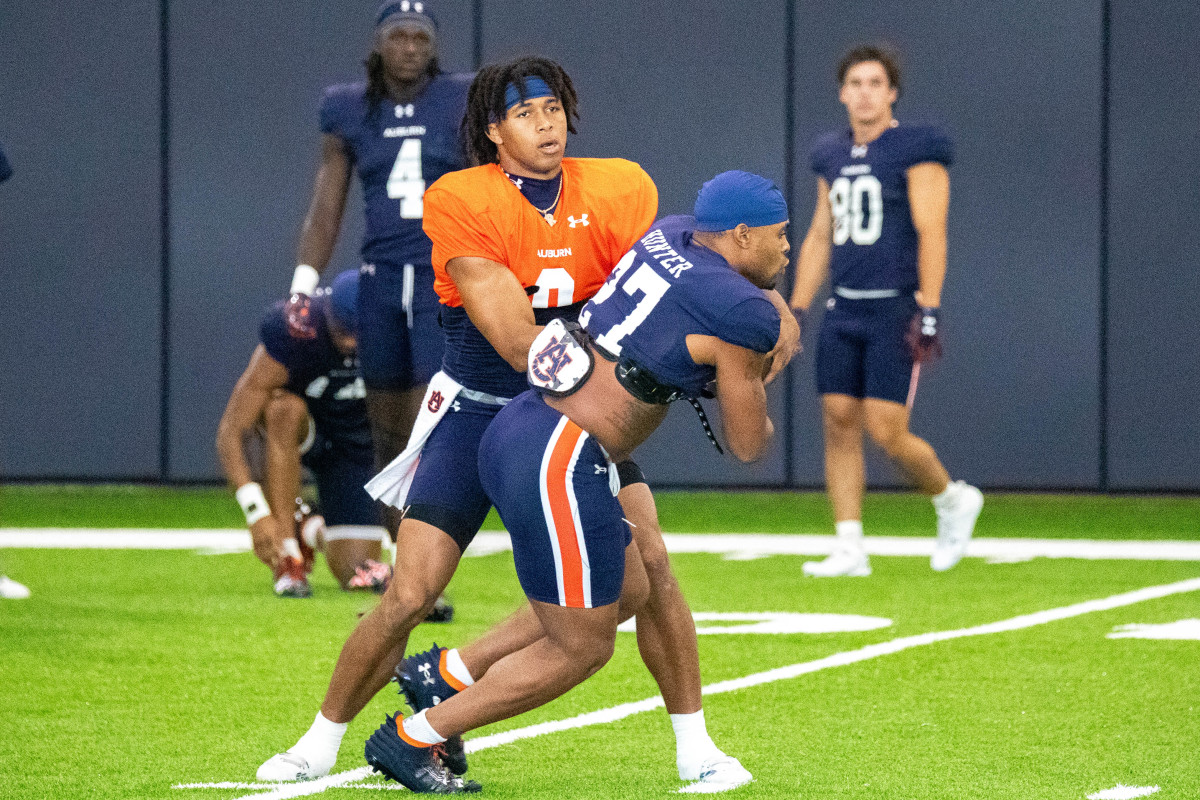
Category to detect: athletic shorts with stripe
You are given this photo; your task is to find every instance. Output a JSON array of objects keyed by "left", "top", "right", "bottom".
[
  {"left": 478, "top": 392, "right": 631, "bottom": 609},
  {"left": 356, "top": 261, "right": 445, "bottom": 391},
  {"left": 815, "top": 294, "right": 920, "bottom": 406}
]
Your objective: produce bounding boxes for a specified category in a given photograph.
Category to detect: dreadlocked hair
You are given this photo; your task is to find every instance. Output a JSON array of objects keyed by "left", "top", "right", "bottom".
[
  {"left": 363, "top": 51, "right": 441, "bottom": 121},
  {"left": 461, "top": 56, "right": 579, "bottom": 167}
]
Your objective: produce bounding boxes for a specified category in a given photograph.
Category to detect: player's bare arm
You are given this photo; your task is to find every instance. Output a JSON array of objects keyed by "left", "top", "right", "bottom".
[
  {"left": 216, "top": 346, "right": 294, "bottom": 565},
  {"left": 446, "top": 255, "right": 542, "bottom": 371},
  {"left": 687, "top": 334, "right": 773, "bottom": 462},
  {"left": 763, "top": 288, "right": 801, "bottom": 383},
  {"left": 907, "top": 161, "right": 950, "bottom": 308},
  {"left": 296, "top": 134, "right": 353, "bottom": 273},
  {"left": 789, "top": 177, "right": 834, "bottom": 313},
  {"left": 216, "top": 346, "right": 290, "bottom": 486}
]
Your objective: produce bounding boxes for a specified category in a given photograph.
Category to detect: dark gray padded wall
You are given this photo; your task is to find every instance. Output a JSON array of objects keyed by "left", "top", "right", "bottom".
[
  {"left": 0, "top": 2, "right": 161, "bottom": 478},
  {"left": 167, "top": 1, "right": 476, "bottom": 479},
  {"left": 1106, "top": 0, "right": 1200, "bottom": 490},
  {"left": 789, "top": 1, "right": 1104, "bottom": 490},
  {"left": 480, "top": 0, "right": 790, "bottom": 486}
]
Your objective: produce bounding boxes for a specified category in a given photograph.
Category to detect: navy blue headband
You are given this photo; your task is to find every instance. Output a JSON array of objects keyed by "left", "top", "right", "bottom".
[
  {"left": 694, "top": 170, "right": 789, "bottom": 232},
  {"left": 375, "top": 0, "right": 436, "bottom": 36},
  {"left": 504, "top": 77, "right": 555, "bottom": 113}
]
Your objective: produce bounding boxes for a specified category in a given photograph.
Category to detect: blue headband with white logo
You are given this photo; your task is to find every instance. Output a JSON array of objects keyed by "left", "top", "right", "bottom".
[{"left": 375, "top": 0, "right": 436, "bottom": 38}]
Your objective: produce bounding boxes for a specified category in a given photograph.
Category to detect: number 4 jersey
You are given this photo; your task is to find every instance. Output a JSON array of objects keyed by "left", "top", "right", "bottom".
[
  {"left": 811, "top": 124, "right": 953, "bottom": 294},
  {"left": 423, "top": 158, "right": 658, "bottom": 397},
  {"left": 319, "top": 74, "right": 472, "bottom": 268}
]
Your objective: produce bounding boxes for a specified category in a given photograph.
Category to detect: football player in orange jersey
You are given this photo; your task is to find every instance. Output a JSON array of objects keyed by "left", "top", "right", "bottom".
[{"left": 257, "top": 56, "right": 798, "bottom": 791}]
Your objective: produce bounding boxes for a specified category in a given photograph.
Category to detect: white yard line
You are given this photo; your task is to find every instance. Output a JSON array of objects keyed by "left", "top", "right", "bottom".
[
  {"left": 5, "top": 528, "right": 1200, "bottom": 562},
  {"left": 175, "top": 576, "right": 1200, "bottom": 799}
]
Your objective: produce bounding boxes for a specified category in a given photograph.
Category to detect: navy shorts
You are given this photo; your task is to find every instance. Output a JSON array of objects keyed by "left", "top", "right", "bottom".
[
  {"left": 403, "top": 395, "right": 502, "bottom": 551},
  {"left": 301, "top": 431, "right": 380, "bottom": 527},
  {"left": 478, "top": 392, "right": 631, "bottom": 609},
  {"left": 815, "top": 295, "right": 920, "bottom": 406},
  {"left": 357, "top": 262, "right": 444, "bottom": 391}
]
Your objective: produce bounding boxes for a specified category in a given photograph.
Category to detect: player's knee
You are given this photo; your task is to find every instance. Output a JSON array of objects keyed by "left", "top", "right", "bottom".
[
  {"left": 264, "top": 392, "right": 307, "bottom": 436},
  {"left": 865, "top": 417, "right": 906, "bottom": 456},
  {"left": 377, "top": 581, "right": 437, "bottom": 636},
  {"left": 823, "top": 402, "right": 861, "bottom": 438}
]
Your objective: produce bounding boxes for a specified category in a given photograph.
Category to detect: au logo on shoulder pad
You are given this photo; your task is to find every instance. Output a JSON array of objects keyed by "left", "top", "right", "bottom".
[{"left": 528, "top": 319, "right": 594, "bottom": 397}]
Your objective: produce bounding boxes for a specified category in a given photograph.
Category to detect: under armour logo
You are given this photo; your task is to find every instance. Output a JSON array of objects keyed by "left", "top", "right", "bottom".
[
  {"left": 851, "top": 144, "right": 868, "bottom": 158},
  {"left": 508, "top": 175, "right": 523, "bottom": 189},
  {"left": 395, "top": 103, "right": 415, "bottom": 118},
  {"left": 594, "top": 464, "right": 607, "bottom": 474},
  {"left": 428, "top": 391, "right": 444, "bottom": 413},
  {"left": 399, "top": 1, "right": 424, "bottom": 14},
  {"left": 451, "top": 400, "right": 462, "bottom": 413},
  {"left": 360, "top": 263, "right": 376, "bottom": 276},
  {"left": 568, "top": 214, "right": 589, "bottom": 228},
  {"left": 417, "top": 663, "right": 435, "bottom": 686}
]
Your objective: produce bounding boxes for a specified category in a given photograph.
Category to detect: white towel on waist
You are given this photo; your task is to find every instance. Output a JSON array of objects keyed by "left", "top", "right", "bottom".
[{"left": 365, "top": 370, "right": 463, "bottom": 509}]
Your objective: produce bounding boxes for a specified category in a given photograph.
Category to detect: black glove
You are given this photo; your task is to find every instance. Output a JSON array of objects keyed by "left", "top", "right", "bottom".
[
  {"left": 285, "top": 293, "right": 317, "bottom": 339},
  {"left": 906, "top": 306, "right": 943, "bottom": 363}
]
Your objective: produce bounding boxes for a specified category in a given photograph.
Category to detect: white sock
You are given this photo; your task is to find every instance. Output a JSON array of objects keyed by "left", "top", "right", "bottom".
[
  {"left": 291, "top": 711, "right": 347, "bottom": 764},
  {"left": 444, "top": 648, "right": 475, "bottom": 687},
  {"left": 834, "top": 519, "right": 864, "bottom": 546},
  {"left": 402, "top": 709, "right": 447, "bottom": 745},
  {"left": 671, "top": 710, "right": 721, "bottom": 779},
  {"left": 281, "top": 538, "right": 303, "bottom": 561},
  {"left": 932, "top": 480, "right": 962, "bottom": 510}
]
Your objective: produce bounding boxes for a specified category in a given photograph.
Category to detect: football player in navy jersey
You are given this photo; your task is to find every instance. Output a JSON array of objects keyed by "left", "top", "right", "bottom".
[
  {"left": 362, "top": 170, "right": 787, "bottom": 794},
  {"left": 282, "top": 1, "right": 472, "bottom": 530},
  {"left": 790, "top": 45, "right": 983, "bottom": 577},
  {"left": 217, "top": 271, "right": 389, "bottom": 597}
]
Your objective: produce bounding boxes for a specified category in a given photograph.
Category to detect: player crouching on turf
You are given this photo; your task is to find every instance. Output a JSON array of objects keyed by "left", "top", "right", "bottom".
[
  {"left": 364, "top": 171, "right": 791, "bottom": 793},
  {"left": 217, "top": 270, "right": 391, "bottom": 597}
]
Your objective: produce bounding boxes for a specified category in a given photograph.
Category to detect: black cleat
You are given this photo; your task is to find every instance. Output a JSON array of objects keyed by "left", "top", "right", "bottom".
[
  {"left": 365, "top": 713, "right": 480, "bottom": 794},
  {"left": 424, "top": 595, "right": 455, "bottom": 623},
  {"left": 398, "top": 645, "right": 468, "bottom": 775}
]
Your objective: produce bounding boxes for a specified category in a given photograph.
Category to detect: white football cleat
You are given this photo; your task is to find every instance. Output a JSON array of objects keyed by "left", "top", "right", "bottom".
[
  {"left": 0, "top": 575, "right": 30, "bottom": 599},
  {"left": 931, "top": 481, "right": 984, "bottom": 572},
  {"left": 802, "top": 546, "right": 871, "bottom": 577},
  {"left": 678, "top": 755, "right": 753, "bottom": 794},
  {"left": 256, "top": 749, "right": 332, "bottom": 782}
]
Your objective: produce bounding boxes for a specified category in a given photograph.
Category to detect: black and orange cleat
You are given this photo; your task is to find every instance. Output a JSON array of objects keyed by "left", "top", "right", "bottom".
[{"left": 365, "top": 713, "right": 480, "bottom": 794}]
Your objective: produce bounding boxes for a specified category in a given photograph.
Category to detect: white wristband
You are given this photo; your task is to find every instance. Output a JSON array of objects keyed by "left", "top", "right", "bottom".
[
  {"left": 236, "top": 482, "right": 271, "bottom": 526},
  {"left": 290, "top": 264, "right": 320, "bottom": 296}
]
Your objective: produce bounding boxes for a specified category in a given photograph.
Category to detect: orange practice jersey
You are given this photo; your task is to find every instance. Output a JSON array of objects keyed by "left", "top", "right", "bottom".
[{"left": 423, "top": 158, "right": 658, "bottom": 309}]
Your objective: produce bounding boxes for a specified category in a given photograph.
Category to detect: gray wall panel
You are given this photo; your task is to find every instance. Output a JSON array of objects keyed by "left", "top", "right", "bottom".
[
  {"left": 0, "top": 1, "right": 161, "bottom": 478},
  {"left": 167, "top": 1, "right": 475, "bottom": 479},
  {"left": 481, "top": 0, "right": 789, "bottom": 485},
  {"left": 1106, "top": 0, "right": 1200, "bottom": 490},
  {"left": 789, "top": 0, "right": 1103, "bottom": 490}
]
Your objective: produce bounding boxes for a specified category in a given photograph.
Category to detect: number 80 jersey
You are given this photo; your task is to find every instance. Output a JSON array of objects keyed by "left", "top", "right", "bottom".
[{"left": 810, "top": 124, "right": 953, "bottom": 294}]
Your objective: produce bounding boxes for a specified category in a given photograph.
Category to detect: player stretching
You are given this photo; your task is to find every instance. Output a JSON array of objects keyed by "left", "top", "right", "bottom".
[
  {"left": 217, "top": 271, "right": 388, "bottom": 596},
  {"left": 363, "top": 170, "right": 788, "bottom": 793},
  {"left": 790, "top": 45, "right": 983, "bottom": 577},
  {"left": 283, "top": 2, "right": 470, "bottom": 545},
  {"left": 257, "top": 57, "right": 787, "bottom": 792}
]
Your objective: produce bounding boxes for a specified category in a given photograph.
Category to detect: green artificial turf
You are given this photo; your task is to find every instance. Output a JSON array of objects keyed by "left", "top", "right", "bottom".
[
  {"left": 2, "top": 495, "right": 1199, "bottom": 799},
  {"left": 2, "top": 484, "right": 1198, "bottom": 539}
]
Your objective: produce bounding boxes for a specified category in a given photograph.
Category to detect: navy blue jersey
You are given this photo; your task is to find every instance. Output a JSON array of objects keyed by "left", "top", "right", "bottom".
[
  {"left": 0, "top": 143, "right": 12, "bottom": 183},
  {"left": 811, "top": 124, "right": 953, "bottom": 294},
  {"left": 319, "top": 73, "right": 472, "bottom": 267},
  {"left": 579, "top": 215, "right": 780, "bottom": 397},
  {"left": 259, "top": 299, "right": 371, "bottom": 450}
]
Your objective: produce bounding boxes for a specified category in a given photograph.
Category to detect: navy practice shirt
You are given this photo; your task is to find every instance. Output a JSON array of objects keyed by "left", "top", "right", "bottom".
[
  {"left": 319, "top": 73, "right": 472, "bottom": 268},
  {"left": 259, "top": 298, "right": 372, "bottom": 451},
  {"left": 810, "top": 124, "right": 953, "bottom": 294},
  {"left": 579, "top": 215, "right": 780, "bottom": 397}
]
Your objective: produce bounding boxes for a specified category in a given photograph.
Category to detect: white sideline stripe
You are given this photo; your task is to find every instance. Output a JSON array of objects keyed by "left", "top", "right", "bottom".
[
  {"left": 5, "top": 528, "right": 1200, "bottom": 562},
  {"left": 198, "top": 576, "right": 1200, "bottom": 800},
  {"left": 1088, "top": 785, "right": 1161, "bottom": 799}
]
